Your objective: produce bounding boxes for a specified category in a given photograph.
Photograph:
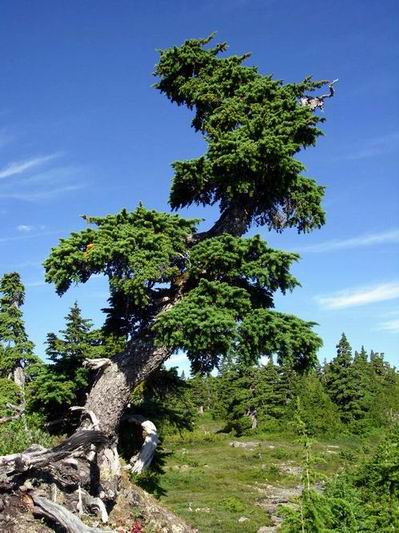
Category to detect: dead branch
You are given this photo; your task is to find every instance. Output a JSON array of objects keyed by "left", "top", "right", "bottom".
[
  {"left": 31, "top": 494, "right": 110, "bottom": 533},
  {"left": 84, "top": 358, "right": 112, "bottom": 371},
  {"left": 300, "top": 79, "right": 338, "bottom": 111},
  {"left": 81, "top": 488, "right": 109, "bottom": 523},
  {"left": 0, "top": 402, "right": 25, "bottom": 424},
  {"left": 0, "top": 430, "right": 108, "bottom": 474}
]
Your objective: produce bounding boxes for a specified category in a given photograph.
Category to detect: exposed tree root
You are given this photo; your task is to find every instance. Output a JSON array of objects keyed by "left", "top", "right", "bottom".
[{"left": 0, "top": 424, "right": 195, "bottom": 532}]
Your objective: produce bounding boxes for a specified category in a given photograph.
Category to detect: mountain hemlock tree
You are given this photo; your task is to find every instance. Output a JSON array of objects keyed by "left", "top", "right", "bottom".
[
  {"left": 0, "top": 35, "right": 333, "bottom": 521},
  {"left": 31, "top": 302, "right": 101, "bottom": 426},
  {"left": 0, "top": 273, "right": 37, "bottom": 434},
  {"left": 325, "top": 333, "right": 369, "bottom": 426},
  {"left": 214, "top": 361, "right": 298, "bottom": 435},
  {"left": 0, "top": 273, "right": 35, "bottom": 384}
]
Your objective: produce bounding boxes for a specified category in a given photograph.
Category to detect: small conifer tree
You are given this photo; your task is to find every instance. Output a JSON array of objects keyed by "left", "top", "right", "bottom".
[
  {"left": 325, "top": 334, "right": 366, "bottom": 425},
  {"left": 30, "top": 303, "right": 100, "bottom": 425},
  {"left": 0, "top": 273, "right": 35, "bottom": 382}
]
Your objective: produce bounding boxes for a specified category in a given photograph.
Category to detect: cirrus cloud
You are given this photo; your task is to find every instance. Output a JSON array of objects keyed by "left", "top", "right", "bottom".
[
  {"left": 316, "top": 281, "right": 399, "bottom": 309},
  {"left": 0, "top": 154, "right": 59, "bottom": 179},
  {"left": 297, "top": 229, "right": 399, "bottom": 253}
]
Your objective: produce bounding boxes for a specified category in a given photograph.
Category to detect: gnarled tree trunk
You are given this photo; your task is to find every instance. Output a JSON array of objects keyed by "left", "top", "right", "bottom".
[{"left": 84, "top": 337, "right": 171, "bottom": 438}]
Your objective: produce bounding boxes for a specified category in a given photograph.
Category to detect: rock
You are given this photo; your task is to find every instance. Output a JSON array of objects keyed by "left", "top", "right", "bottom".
[
  {"left": 172, "top": 464, "right": 190, "bottom": 471},
  {"left": 256, "top": 483, "right": 302, "bottom": 530},
  {"left": 257, "top": 484, "right": 302, "bottom": 505},
  {"left": 229, "top": 441, "right": 260, "bottom": 449},
  {"left": 278, "top": 463, "right": 302, "bottom": 476},
  {"left": 238, "top": 516, "right": 249, "bottom": 522}
]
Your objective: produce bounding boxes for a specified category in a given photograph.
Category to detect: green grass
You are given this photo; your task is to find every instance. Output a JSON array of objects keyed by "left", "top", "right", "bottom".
[{"left": 153, "top": 415, "right": 371, "bottom": 532}]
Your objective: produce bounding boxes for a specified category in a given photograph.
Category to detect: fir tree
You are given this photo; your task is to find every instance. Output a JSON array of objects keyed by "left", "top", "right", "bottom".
[
  {"left": 213, "top": 361, "right": 299, "bottom": 434},
  {"left": 43, "top": 37, "right": 327, "bottom": 430},
  {"left": 0, "top": 272, "right": 35, "bottom": 382},
  {"left": 31, "top": 303, "right": 100, "bottom": 424},
  {"left": 296, "top": 373, "right": 342, "bottom": 436},
  {"left": 188, "top": 373, "right": 217, "bottom": 414},
  {"left": 325, "top": 333, "right": 366, "bottom": 425}
]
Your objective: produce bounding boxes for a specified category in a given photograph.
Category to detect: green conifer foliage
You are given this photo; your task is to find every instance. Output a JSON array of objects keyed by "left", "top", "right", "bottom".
[
  {"left": 154, "top": 35, "right": 326, "bottom": 233},
  {"left": 296, "top": 374, "right": 342, "bottom": 436},
  {"left": 281, "top": 423, "right": 399, "bottom": 531},
  {"left": 31, "top": 303, "right": 100, "bottom": 422},
  {"left": 0, "top": 273, "right": 35, "bottom": 377},
  {"left": 0, "top": 378, "right": 20, "bottom": 417},
  {"left": 213, "top": 361, "right": 299, "bottom": 434},
  {"left": 325, "top": 334, "right": 369, "bottom": 426}
]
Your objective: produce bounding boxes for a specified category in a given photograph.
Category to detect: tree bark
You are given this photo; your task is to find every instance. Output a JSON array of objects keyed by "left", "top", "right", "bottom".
[{"left": 84, "top": 337, "right": 171, "bottom": 438}]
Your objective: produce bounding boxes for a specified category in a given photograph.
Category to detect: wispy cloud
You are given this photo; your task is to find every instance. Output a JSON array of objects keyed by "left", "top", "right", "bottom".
[
  {"left": 317, "top": 281, "right": 399, "bottom": 309},
  {"left": 17, "top": 224, "right": 34, "bottom": 232},
  {"left": 0, "top": 230, "right": 60, "bottom": 244},
  {"left": 16, "top": 224, "right": 46, "bottom": 233},
  {"left": 377, "top": 317, "right": 399, "bottom": 333},
  {"left": 297, "top": 229, "right": 399, "bottom": 253},
  {"left": 0, "top": 157, "right": 85, "bottom": 202},
  {"left": 344, "top": 131, "right": 399, "bottom": 161},
  {"left": 0, "top": 154, "right": 59, "bottom": 179},
  {"left": 0, "top": 183, "right": 84, "bottom": 201}
]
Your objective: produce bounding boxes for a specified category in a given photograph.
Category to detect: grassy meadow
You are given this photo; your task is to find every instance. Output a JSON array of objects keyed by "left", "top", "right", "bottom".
[{"left": 137, "top": 415, "right": 376, "bottom": 533}]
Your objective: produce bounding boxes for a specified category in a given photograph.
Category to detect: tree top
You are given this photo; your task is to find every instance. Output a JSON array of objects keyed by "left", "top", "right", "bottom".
[{"left": 155, "top": 34, "right": 329, "bottom": 235}]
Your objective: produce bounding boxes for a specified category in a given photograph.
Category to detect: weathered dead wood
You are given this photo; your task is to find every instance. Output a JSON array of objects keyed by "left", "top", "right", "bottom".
[
  {"left": 123, "top": 415, "right": 160, "bottom": 474},
  {"left": 31, "top": 494, "right": 110, "bottom": 533},
  {"left": 80, "top": 487, "right": 109, "bottom": 523},
  {"left": 70, "top": 406, "right": 100, "bottom": 430},
  {"left": 300, "top": 79, "right": 338, "bottom": 111},
  {"left": 0, "top": 430, "right": 108, "bottom": 475},
  {"left": 246, "top": 408, "right": 258, "bottom": 430},
  {"left": 84, "top": 358, "right": 112, "bottom": 371}
]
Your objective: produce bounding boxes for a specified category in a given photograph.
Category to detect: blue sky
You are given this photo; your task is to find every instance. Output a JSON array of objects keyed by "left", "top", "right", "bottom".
[{"left": 0, "top": 0, "right": 398, "bottom": 372}]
